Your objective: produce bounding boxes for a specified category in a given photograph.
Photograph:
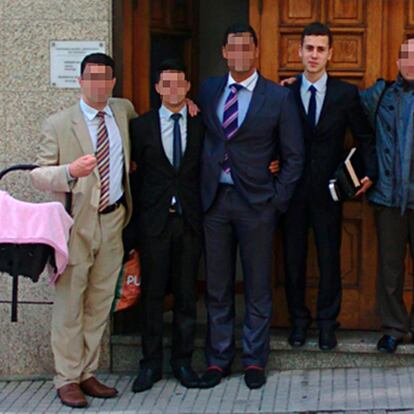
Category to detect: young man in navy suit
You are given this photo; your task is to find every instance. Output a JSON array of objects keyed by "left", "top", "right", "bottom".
[
  {"left": 280, "top": 22, "right": 377, "bottom": 351},
  {"left": 197, "top": 23, "right": 305, "bottom": 389}
]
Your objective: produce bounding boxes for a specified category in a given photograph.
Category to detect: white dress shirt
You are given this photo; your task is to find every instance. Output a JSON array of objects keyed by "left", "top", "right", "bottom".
[
  {"left": 79, "top": 98, "right": 124, "bottom": 204},
  {"left": 300, "top": 71, "right": 328, "bottom": 126}
]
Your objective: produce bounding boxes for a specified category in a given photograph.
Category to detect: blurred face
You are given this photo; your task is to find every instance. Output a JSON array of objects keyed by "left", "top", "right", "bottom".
[
  {"left": 78, "top": 64, "right": 115, "bottom": 105},
  {"left": 299, "top": 35, "right": 332, "bottom": 77},
  {"left": 155, "top": 70, "right": 190, "bottom": 108},
  {"left": 222, "top": 32, "right": 258, "bottom": 73},
  {"left": 397, "top": 39, "right": 414, "bottom": 81}
]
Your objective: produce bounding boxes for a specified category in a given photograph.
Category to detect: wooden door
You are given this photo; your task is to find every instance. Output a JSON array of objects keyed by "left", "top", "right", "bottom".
[
  {"left": 249, "top": 0, "right": 411, "bottom": 330},
  {"left": 113, "top": 0, "right": 199, "bottom": 114}
]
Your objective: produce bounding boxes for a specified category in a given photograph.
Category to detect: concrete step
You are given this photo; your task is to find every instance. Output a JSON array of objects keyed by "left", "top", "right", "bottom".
[{"left": 111, "top": 326, "right": 414, "bottom": 374}]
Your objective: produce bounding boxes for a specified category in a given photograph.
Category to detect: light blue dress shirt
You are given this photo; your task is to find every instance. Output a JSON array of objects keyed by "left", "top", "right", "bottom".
[
  {"left": 159, "top": 104, "right": 188, "bottom": 164},
  {"left": 300, "top": 72, "right": 328, "bottom": 126},
  {"left": 216, "top": 70, "right": 259, "bottom": 184}
]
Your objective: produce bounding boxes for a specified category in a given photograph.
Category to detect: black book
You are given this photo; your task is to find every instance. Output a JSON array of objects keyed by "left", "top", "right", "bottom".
[{"left": 329, "top": 147, "right": 363, "bottom": 202}]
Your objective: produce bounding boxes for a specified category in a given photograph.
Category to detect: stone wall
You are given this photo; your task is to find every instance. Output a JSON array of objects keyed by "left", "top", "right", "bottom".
[{"left": 0, "top": 0, "right": 112, "bottom": 378}]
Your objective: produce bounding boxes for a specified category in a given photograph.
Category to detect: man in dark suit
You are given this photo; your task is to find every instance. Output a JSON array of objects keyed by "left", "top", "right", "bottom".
[
  {"left": 282, "top": 22, "right": 377, "bottom": 350},
  {"left": 197, "top": 23, "right": 304, "bottom": 390},
  {"left": 129, "top": 59, "right": 204, "bottom": 392}
]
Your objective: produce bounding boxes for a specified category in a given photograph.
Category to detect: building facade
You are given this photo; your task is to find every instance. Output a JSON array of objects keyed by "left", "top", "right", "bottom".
[{"left": 0, "top": 0, "right": 412, "bottom": 377}]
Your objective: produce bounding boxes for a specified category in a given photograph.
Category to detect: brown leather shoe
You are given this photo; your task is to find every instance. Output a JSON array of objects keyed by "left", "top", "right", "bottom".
[
  {"left": 80, "top": 377, "right": 118, "bottom": 399},
  {"left": 57, "top": 383, "right": 88, "bottom": 408}
]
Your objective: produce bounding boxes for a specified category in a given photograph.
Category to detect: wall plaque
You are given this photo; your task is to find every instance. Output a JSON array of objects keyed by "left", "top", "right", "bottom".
[{"left": 50, "top": 41, "right": 106, "bottom": 88}]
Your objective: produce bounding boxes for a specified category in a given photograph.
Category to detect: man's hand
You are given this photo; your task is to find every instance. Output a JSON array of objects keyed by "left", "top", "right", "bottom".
[
  {"left": 355, "top": 177, "right": 373, "bottom": 197},
  {"left": 280, "top": 77, "right": 297, "bottom": 87},
  {"left": 69, "top": 155, "right": 97, "bottom": 178},
  {"left": 269, "top": 160, "right": 280, "bottom": 175},
  {"left": 130, "top": 160, "right": 138, "bottom": 173},
  {"left": 186, "top": 98, "right": 200, "bottom": 117}
]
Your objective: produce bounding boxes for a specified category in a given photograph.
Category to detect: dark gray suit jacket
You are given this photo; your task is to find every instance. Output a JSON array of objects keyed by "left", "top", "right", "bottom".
[{"left": 198, "top": 73, "right": 305, "bottom": 213}]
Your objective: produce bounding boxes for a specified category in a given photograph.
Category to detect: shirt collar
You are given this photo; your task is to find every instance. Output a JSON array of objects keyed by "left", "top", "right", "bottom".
[
  {"left": 226, "top": 70, "right": 258, "bottom": 92},
  {"left": 301, "top": 71, "right": 328, "bottom": 93},
  {"left": 159, "top": 104, "right": 187, "bottom": 121},
  {"left": 79, "top": 98, "right": 113, "bottom": 121}
]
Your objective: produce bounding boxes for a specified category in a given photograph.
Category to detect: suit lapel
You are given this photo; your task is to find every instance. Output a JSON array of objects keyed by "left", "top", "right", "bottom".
[
  {"left": 71, "top": 104, "right": 94, "bottom": 154},
  {"left": 234, "top": 74, "right": 266, "bottom": 136},
  {"left": 316, "top": 75, "right": 334, "bottom": 129},
  {"left": 291, "top": 76, "right": 308, "bottom": 124},
  {"left": 150, "top": 110, "right": 176, "bottom": 174},
  {"left": 71, "top": 104, "right": 99, "bottom": 180},
  {"left": 180, "top": 114, "right": 196, "bottom": 168},
  {"left": 209, "top": 74, "right": 228, "bottom": 140}
]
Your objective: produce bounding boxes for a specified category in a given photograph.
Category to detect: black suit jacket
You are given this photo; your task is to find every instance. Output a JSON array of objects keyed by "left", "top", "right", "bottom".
[
  {"left": 129, "top": 109, "right": 204, "bottom": 237},
  {"left": 198, "top": 73, "right": 305, "bottom": 213},
  {"left": 288, "top": 75, "right": 377, "bottom": 205}
]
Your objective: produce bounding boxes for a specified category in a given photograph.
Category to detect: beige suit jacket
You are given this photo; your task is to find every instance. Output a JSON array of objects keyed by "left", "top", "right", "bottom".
[{"left": 31, "top": 98, "right": 137, "bottom": 265}]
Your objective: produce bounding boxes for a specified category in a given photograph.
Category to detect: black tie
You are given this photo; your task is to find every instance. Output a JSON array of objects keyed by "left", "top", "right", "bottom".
[
  {"left": 171, "top": 113, "right": 182, "bottom": 171},
  {"left": 307, "top": 85, "right": 317, "bottom": 127},
  {"left": 171, "top": 113, "right": 182, "bottom": 214}
]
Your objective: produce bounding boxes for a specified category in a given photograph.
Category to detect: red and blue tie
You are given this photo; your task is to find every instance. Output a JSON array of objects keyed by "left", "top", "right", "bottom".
[{"left": 96, "top": 111, "right": 110, "bottom": 212}]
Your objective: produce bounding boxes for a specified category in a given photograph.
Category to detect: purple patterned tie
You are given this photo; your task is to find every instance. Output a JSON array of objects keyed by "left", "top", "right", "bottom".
[{"left": 222, "top": 83, "right": 243, "bottom": 173}]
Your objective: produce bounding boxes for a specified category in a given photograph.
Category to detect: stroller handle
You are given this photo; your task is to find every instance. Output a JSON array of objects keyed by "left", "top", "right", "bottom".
[
  {"left": 0, "top": 164, "right": 39, "bottom": 180},
  {"left": 0, "top": 163, "right": 72, "bottom": 214}
]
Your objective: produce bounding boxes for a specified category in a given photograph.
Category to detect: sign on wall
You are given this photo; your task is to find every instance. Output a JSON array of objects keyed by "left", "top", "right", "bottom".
[{"left": 50, "top": 41, "right": 106, "bottom": 88}]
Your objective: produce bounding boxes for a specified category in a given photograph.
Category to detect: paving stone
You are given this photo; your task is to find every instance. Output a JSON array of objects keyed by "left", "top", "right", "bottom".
[{"left": 2, "top": 368, "right": 414, "bottom": 413}]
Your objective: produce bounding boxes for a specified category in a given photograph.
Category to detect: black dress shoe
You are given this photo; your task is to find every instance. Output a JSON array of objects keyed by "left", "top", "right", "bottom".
[
  {"left": 244, "top": 367, "right": 266, "bottom": 389},
  {"left": 319, "top": 328, "right": 337, "bottom": 350},
  {"left": 173, "top": 366, "right": 199, "bottom": 388},
  {"left": 199, "top": 367, "right": 229, "bottom": 389},
  {"left": 132, "top": 367, "right": 162, "bottom": 393},
  {"left": 377, "top": 335, "right": 402, "bottom": 353},
  {"left": 288, "top": 326, "right": 308, "bottom": 347}
]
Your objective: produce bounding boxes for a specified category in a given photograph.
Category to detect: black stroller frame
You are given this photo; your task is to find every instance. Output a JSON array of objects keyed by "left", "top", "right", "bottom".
[{"left": 0, "top": 164, "right": 72, "bottom": 322}]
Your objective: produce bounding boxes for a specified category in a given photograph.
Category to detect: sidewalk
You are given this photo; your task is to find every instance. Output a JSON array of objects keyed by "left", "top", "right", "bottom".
[{"left": 2, "top": 366, "right": 414, "bottom": 414}]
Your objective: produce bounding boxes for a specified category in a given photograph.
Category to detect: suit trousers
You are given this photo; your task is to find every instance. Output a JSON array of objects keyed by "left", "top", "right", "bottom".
[
  {"left": 52, "top": 205, "right": 125, "bottom": 389},
  {"left": 375, "top": 205, "right": 414, "bottom": 338},
  {"left": 283, "top": 193, "right": 342, "bottom": 330},
  {"left": 203, "top": 185, "right": 278, "bottom": 369},
  {"left": 139, "top": 214, "right": 201, "bottom": 370}
]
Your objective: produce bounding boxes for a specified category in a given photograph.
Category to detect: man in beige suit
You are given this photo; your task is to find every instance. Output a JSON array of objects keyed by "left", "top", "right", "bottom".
[{"left": 31, "top": 53, "right": 137, "bottom": 408}]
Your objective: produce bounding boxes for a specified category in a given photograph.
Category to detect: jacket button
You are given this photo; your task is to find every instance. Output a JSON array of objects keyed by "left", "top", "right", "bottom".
[
  {"left": 387, "top": 126, "right": 391, "bottom": 132},
  {"left": 385, "top": 148, "right": 390, "bottom": 154},
  {"left": 389, "top": 105, "right": 394, "bottom": 110},
  {"left": 385, "top": 170, "right": 390, "bottom": 176}
]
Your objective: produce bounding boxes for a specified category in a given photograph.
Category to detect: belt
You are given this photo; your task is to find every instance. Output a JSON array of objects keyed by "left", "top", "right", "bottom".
[
  {"left": 99, "top": 195, "right": 124, "bottom": 215},
  {"left": 169, "top": 202, "right": 182, "bottom": 215},
  {"left": 218, "top": 183, "right": 235, "bottom": 190}
]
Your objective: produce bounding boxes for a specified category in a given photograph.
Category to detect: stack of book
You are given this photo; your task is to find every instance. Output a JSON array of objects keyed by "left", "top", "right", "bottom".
[{"left": 328, "top": 147, "right": 361, "bottom": 202}]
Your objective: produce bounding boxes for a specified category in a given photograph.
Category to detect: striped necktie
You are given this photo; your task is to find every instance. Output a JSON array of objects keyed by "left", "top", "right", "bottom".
[
  {"left": 96, "top": 111, "right": 110, "bottom": 212},
  {"left": 222, "top": 83, "right": 243, "bottom": 173}
]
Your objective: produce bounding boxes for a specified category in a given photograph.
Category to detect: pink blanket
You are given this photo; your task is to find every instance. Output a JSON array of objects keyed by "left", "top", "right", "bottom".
[{"left": 0, "top": 190, "right": 73, "bottom": 283}]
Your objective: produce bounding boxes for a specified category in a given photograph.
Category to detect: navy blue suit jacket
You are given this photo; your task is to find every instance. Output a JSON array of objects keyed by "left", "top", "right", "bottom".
[{"left": 198, "top": 73, "right": 305, "bottom": 213}]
